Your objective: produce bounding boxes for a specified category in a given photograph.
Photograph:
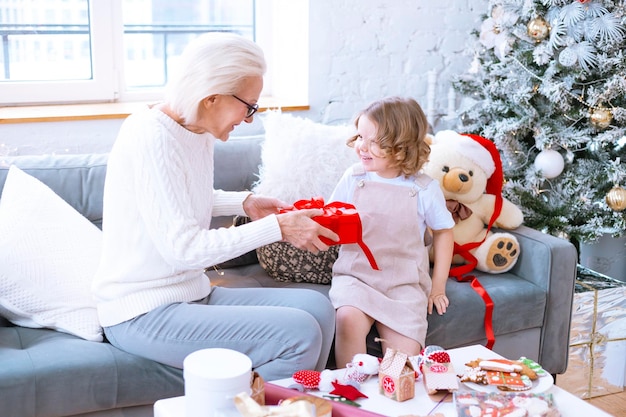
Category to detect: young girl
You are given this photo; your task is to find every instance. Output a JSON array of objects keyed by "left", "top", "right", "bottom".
[{"left": 328, "top": 96, "right": 455, "bottom": 367}]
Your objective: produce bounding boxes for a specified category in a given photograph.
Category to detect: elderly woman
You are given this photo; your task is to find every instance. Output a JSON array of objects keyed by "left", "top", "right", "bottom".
[{"left": 92, "top": 32, "right": 337, "bottom": 380}]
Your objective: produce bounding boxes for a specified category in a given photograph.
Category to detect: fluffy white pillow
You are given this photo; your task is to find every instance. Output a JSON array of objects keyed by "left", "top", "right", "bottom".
[
  {"left": 252, "top": 111, "right": 358, "bottom": 202},
  {"left": 0, "top": 166, "right": 103, "bottom": 342}
]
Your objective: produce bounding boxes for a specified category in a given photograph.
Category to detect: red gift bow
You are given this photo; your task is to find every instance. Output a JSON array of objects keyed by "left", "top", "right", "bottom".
[{"left": 281, "top": 198, "right": 379, "bottom": 270}]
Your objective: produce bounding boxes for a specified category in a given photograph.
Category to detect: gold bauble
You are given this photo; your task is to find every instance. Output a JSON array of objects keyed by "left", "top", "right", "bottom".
[
  {"left": 605, "top": 186, "right": 626, "bottom": 211},
  {"left": 589, "top": 107, "right": 613, "bottom": 129},
  {"left": 527, "top": 17, "right": 550, "bottom": 41}
]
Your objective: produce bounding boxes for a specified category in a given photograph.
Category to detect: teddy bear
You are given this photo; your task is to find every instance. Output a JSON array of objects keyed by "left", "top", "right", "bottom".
[{"left": 423, "top": 130, "right": 524, "bottom": 274}]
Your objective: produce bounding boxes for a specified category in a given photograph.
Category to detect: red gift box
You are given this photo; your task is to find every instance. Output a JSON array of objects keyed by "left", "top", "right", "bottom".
[
  {"left": 280, "top": 198, "right": 379, "bottom": 270},
  {"left": 282, "top": 198, "right": 359, "bottom": 245}
]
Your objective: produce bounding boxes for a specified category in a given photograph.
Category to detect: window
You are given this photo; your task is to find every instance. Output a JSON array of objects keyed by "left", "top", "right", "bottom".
[{"left": 0, "top": 0, "right": 308, "bottom": 106}]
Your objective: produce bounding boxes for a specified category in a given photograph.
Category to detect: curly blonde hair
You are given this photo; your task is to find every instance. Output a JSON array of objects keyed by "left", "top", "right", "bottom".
[{"left": 347, "top": 96, "right": 430, "bottom": 177}]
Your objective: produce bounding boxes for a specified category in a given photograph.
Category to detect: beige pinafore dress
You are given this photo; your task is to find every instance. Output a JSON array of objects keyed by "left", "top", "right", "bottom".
[{"left": 329, "top": 168, "right": 433, "bottom": 347}]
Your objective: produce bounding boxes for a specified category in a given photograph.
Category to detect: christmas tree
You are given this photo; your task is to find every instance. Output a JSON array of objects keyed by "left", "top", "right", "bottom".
[{"left": 452, "top": 0, "right": 626, "bottom": 246}]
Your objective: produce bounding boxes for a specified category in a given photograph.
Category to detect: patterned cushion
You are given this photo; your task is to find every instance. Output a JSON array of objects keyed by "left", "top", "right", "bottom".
[{"left": 256, "top": 242, "right": 339, "bottom": 285}]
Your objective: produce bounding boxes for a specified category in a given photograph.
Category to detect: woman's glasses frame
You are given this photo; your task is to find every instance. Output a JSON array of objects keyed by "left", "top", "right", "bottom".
[{"left": 232, "top": 95, "right": 259, "bottom": 118}]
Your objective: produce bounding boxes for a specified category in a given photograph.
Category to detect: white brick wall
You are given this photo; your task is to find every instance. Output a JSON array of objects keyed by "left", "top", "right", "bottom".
[
  {"left": 308, "top": 0, "right": 486, "bottom": 127},
  {"left": 0, "top": 0, "right": 488, "bottom": 153}
]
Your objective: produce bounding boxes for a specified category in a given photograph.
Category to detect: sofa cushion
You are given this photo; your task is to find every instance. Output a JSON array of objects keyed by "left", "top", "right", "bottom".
[
  {"left": 257, "top": 242, "right": 339, "bottom": 284},
  {"left": 209, "top": 263, "right": 332, "bottom": 295},
  {"left": 212, "top": 265, "right": 547, "bottom": 356},
  {"left": 252, "top": 111, "right": 357, "bottom": 284},
  {"left": 0, "top": 166, "right": 103, "bottom": 341},
  {"left": 425, "top": 272, "right": 547, "bottom": 349},
  {"left": 213, "top": 216, "right": 259, "bottom": 269},
  {"left": 252, "top": 110, "right": 356, "bottom": 202},
  {"left": 0, "top": 327, "right": 183, "bottom": 417},
  {"left": 0, "top": 153, "right": 108, "bottom": 228},
  {"left": 213, "top": 135, "right": 264, "bottom": 193}
]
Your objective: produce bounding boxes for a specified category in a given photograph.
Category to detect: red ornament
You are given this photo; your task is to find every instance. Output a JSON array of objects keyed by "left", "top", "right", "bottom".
[
  {"left": 292, "top": 370, "right": 321, "bottom": 389},
  {"left": 329, "top": 381, "right": 368, "bottom": 401},
  {"left": 382, "top": 375, "right": 396, "bottom": 394},
  {"left": 429, "top": 351, "right": 451, "bottom": 364}
]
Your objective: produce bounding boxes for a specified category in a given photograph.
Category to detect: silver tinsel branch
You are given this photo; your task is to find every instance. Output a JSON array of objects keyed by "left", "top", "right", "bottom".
[{"left": 452, "top": 0, "right": 626, "bottom": 243}]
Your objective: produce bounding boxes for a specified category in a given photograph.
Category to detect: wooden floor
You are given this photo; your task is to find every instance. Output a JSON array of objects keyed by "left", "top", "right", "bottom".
[
  {"left": 585, "top": 389, "right": 626, "bottom": 417},
  {"left": 554, "top": 380, "right": 626, "bottom": 416}
]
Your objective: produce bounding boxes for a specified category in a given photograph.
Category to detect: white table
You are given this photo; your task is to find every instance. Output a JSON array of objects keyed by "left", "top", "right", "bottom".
[{"left": 154, "top": 344, "right": 612, "bottom": 417}]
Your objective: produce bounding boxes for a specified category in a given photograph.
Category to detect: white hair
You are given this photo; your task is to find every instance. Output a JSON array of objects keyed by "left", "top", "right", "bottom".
[{"left": 165, "top": 32, "right": 266, "bottom": 125}]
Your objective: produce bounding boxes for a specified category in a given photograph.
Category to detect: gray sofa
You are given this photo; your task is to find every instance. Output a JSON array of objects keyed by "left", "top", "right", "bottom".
[{"left": 0, "top": 134, "right": 578, "bottom": 417}]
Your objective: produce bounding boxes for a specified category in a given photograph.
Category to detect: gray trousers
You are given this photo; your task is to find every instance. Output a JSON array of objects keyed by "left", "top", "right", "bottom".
[{"left": 103, "top": 286, "right": 335, "bottom": 381}]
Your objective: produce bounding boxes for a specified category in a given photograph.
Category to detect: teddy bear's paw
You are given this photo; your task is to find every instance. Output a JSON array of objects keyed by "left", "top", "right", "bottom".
[
  {"left": 475, "top": 234, "right": 520, "bottom": 273},
  {"left": 487, "top": 236, "right": 519, "bottom": 272}
]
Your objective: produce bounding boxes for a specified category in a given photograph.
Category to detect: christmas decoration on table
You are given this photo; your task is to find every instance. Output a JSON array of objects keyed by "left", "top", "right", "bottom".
[
  {"left": 251, "top": 372, "right": 266, "bottom": 405},
  {"left": 279, "top": 197, "right": 379, "bottom": 270},
  {"left": 452, "top": 0, "right": 626, "bottom": 245},
  {"left": 413, "top": 345, "right": 451, "bottom": 374},
  {"left": 279, "top": 396, "right": 332, "bottom": 417},
  {"left": 459, "top": 358, "right": 540, "bottom": 391},
  {"left": 234, "top": 392, "right": 320, "bottom": 417},
  {"left": 412, "top": 345, "right": 459, "bottom": 396},
  {"left": 454, "top": 391, "right": 558, "bottom": 417},
  {"left": 518, "top": 356, "right": 548, "bottom": 378},
  {"left": 378, "top": 348, "right": 417, "bottom": 402},
  {"left": 291, "top": 353, "right": 379, "bottom": 402}
]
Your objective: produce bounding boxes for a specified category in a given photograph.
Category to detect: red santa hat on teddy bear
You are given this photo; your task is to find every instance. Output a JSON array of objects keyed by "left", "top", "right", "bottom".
[{"left": 432, "top": 130, "right": 504, "bottom": 198}]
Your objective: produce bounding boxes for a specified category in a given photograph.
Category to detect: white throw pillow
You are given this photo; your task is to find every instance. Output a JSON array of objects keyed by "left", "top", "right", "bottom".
[
  {"left": 252, "top": 111, "right": 358, "bottom": 284},
  {"left": 0, "top": 166, "right": 103, "bottom": 342},
  {"left": 252, "top": 110, "right": 358, "bottom": 202}
]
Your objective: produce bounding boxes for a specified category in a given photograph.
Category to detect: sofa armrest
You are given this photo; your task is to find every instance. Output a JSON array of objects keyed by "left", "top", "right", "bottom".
[{"left": 508, "top": 225, "right": 578, "bottom": 374}]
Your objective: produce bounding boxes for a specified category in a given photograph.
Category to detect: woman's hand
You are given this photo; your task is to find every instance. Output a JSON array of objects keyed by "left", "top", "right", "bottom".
[
  {"left": 242, "top": 194, "right": 287, "bottom": 220},
  {"left": 276, "top": 209, "right": 339, "bottom": 254},
  {"left": 243, "top": 194, "right": 339, "bottom": 253}
]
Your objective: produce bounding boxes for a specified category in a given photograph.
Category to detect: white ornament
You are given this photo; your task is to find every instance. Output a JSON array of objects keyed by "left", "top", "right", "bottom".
[
  {"left": 559, "top": 47, "right": 577, "bottom": 67},
  {"left": 534, "top": 149, "right": 565, "bottom": 179}
]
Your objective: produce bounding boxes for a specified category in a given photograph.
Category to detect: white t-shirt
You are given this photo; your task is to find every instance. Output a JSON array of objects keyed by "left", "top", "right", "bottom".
[{"left": 329, "top": 165, "right": 454, "bottom": 239}]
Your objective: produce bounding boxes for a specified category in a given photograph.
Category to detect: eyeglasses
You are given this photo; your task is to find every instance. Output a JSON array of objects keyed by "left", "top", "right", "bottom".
[{"left": 232, "top": 95, "right": 259, "bottom": 118}]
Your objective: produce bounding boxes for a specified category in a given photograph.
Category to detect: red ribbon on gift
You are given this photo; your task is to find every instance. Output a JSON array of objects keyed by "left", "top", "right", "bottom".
[{"left": 282, "top": 198, "right": 379, "bottom": 270}]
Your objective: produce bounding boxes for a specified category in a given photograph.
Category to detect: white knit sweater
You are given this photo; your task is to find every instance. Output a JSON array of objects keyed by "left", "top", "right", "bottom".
[{"left": 93, "top": 107, "right": 282, "bottom": 327}]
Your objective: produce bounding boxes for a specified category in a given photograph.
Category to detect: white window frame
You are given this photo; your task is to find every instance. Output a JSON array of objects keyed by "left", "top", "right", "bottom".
[{"left": 0, "top": 0, "right": 308, "bottom": 107}]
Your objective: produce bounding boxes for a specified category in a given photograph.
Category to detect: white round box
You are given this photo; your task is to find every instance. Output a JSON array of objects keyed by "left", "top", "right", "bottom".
[{"left": 183, "top": 348, "right": 252, "bottom": 417}]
